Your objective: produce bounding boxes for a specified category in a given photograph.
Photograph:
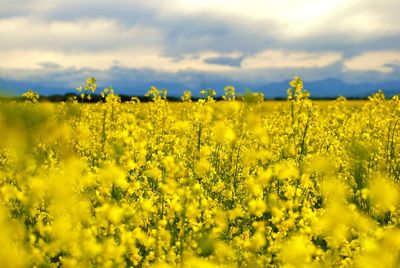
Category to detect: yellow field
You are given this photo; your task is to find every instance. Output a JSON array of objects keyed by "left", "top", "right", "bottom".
[{"left": 0, "top": 78, "right": 399, "bottom": 267}]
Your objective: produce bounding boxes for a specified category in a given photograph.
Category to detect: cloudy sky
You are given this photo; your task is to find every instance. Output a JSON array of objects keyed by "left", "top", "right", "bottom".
[{"left": 1, "top": 0, "right": 400, "bottom": 95}]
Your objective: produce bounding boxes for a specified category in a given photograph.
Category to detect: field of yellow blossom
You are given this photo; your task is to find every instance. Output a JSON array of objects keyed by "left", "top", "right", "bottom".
[{"left": 0, "top": 77, "right": 399, "bottom": 267}]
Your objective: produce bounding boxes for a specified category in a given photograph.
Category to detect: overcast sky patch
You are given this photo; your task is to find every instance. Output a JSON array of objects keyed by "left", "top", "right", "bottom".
[{"left": 0, "top": 0, "right": 399, "bottom": 93}]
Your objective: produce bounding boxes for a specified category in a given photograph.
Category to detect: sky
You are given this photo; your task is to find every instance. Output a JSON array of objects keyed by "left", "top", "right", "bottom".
[{"left": 0, "top": 0, "right": 400, "bottom": 96}]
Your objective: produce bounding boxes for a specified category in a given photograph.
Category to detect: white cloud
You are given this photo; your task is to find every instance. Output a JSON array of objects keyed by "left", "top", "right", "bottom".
[
  {"left": 241, "top": 50, "right": 342, "bottom": 69},
  {"left": 0, "top": 48, "right": 343, "bottom": 72},
  {"left": 343, "top": 51, "right": 400, "bottom": 73},
  {"left": 168, "top": 0, "right": 343, "bottom": 21},
  {"left": 0, "top": 17, "right": 161, "bottom": 51},
  {"left": 165, "top": 0, "right": 400, "bottom": 40},
  {"left": 0, "top": 49, "right": 240, "bottom": 72},
  {"left": 0, "top": 0, "right": 400, "bottom": 83}
]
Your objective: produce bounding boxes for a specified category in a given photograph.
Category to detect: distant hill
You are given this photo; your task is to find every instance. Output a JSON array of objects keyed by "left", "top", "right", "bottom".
[
  {"left": 0, "top": 78, "right": 71, "bottom": 97},
  {"left": 1, "top": 77, "right": 399, "bottom": 99}
]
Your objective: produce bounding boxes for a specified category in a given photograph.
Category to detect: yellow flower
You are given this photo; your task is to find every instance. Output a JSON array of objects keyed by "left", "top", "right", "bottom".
[
  {"left": 248, "top": 199, "right": 267, "bottom": 217},
  {"left": 213, "top": 122, "right": 236, "bottom": 143}
]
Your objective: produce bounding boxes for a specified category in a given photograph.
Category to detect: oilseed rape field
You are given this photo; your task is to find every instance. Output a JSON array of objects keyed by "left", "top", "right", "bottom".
[{"left": 1, "top": 77, "right": 399, "bottom": 267}]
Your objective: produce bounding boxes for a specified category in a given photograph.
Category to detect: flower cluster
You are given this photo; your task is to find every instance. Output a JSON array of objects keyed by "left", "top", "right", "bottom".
[{"left": 0, "top": 77, "right": 399, "bottom": 267}]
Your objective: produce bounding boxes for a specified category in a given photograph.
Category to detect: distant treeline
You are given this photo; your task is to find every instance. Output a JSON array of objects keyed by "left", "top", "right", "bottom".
[{"left": 0, "top": 92, "right": 371, "bottom": 103}]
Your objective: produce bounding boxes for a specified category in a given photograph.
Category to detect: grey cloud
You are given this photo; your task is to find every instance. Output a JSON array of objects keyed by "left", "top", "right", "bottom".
[
  {"left": 2, "top": 59, "right": 398, "bottom": 89},
  {"left": 0, "top": 0, "right": 40, "bottom": 18},
  {"left": 39, "top": 0, "right": 275, "bottom": 55},
  {"left": 0, "top": 0, "right": 400, "bottom": 88},
  {"left": 38, "top": 62, "right": 63, "bottom": 69},
  {"left": 1, "top": 0, "right": 399, "bottom": 59},
  {"left": 0, "top": 0, "right": 277, "bottom": 55},
  {"left": 278, "top": 33, "right": 400, "bottom": 57},
  {"left": 159, "top": 14, "right": 277, "bottom": 57},
  {"left": 203, "top": 56, "right": 244, "bottom": 67},
  {"left": 42, "top": 1, "right": 156, "bottom": 25}
]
